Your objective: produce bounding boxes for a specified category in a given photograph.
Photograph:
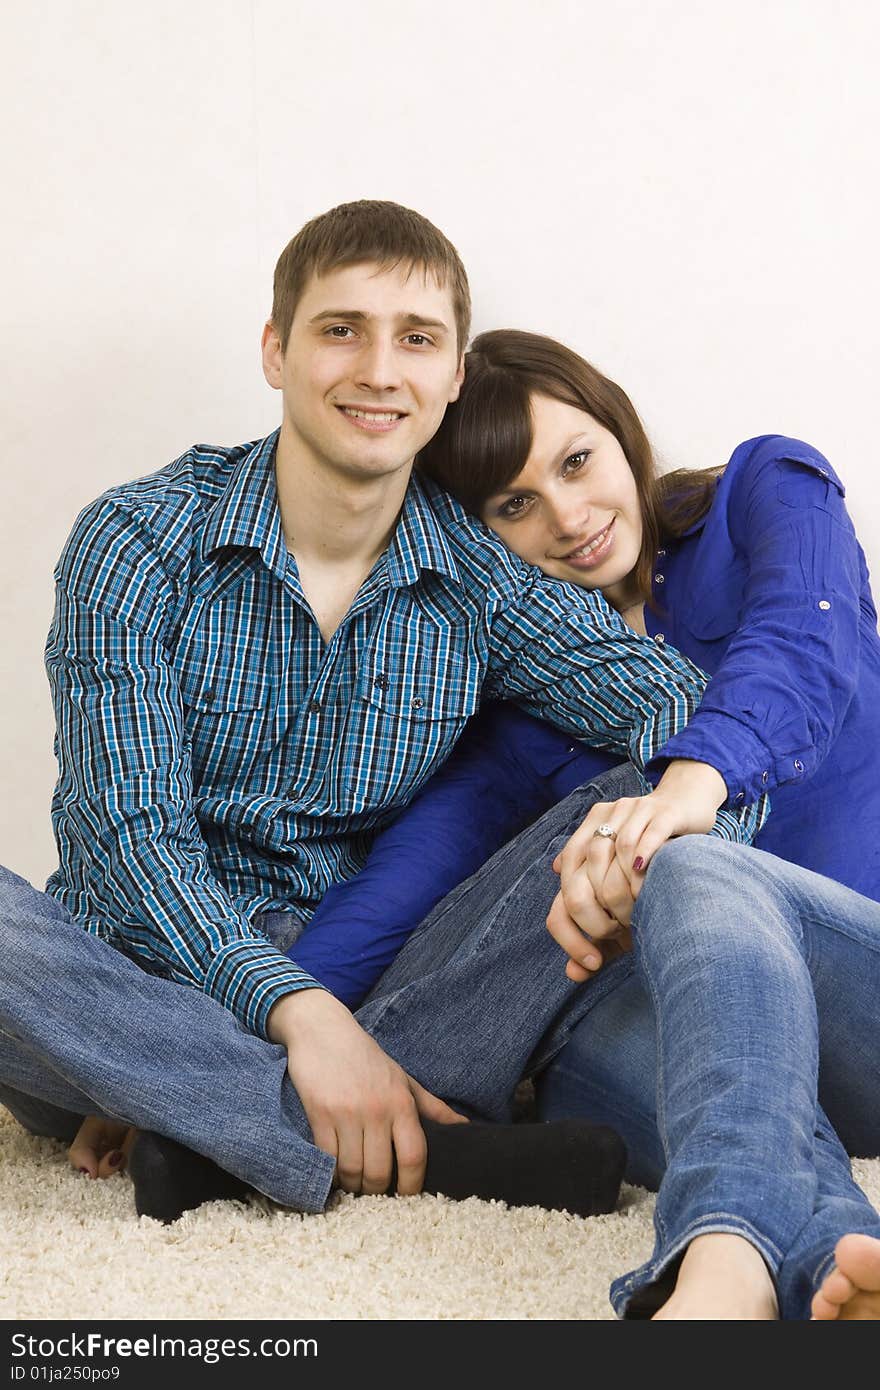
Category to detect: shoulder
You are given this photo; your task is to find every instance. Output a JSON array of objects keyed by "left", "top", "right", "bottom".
[
  {"left": 718, "top": 435, "right": 845, "bottom": 507},
  {"left": 414, "top": 472, "right": 540, "bottom": 604},
  {"left": 57, "top": 439, "right": 257, "bottom": 588}
]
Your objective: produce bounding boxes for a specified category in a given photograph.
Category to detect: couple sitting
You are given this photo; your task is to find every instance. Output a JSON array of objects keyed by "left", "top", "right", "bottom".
[{"left": 1, "top": 199, "right": 879, "bottom": 1320}]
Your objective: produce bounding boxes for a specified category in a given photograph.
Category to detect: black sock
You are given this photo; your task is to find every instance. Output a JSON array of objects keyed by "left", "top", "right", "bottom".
[
  {"left": 418, "top": 1117, "right": 626, "bottom": 1217},
  {"left": 128, "top": 1131, "right": 252, "bottom": 1224}
]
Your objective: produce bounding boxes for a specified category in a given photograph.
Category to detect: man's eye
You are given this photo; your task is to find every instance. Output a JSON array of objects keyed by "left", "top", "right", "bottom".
[
  {"left": 405, "top": 333, "right": 432, "bottom": 347},
  {"left": 562, "top": 450, "right": 591, "bottom": 475},
  {"left": 326, "top": 325, "right": 355, "bottom": 339}
]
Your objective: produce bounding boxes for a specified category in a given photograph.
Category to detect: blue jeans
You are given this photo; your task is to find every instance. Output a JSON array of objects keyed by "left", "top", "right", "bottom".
[
  {"left": 536, "top": 836, "right": 880, "bottom": 1318},
  {"left": 1, "top": 766, "right": 878, "bottom": 1318},
  {"left": 0, "top": 768, "right": 636, "bottom": 1213}
]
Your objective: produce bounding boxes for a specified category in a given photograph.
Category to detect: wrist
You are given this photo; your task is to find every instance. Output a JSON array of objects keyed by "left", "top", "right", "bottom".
[
  {"left": 657, "top": 759, "right": 728, "bottom": 812},
  {"left": 267, "top": 985, "right": 335, "bottom": 1046}
]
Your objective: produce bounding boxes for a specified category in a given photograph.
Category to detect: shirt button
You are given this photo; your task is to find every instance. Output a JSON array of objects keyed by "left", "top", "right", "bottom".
[
  {"left": 654, "top": 573, "right": 665, "bottom": 585},
  {"left": 411, "top": 696, "right": 425, "bottom": 710},
  {"left": 654, "top": 632, "right": 666, "bottom": 644},
  {"left": 762, "top": 771, "right": 769, "bottom": 785},
  {"left": 203, "top": 688, "right": 214, "bottom": 705},
  {"left": 794, "top": 759, "right": 804, "bottom": 773},
  {"left": 657, "top": 548, "right": 666, "bottom": 558},
  {"left": 373, "top": 675, "right": 390, "bottom": 691},
  {"left": 818, "top": 600, "right": 831, "bottom": 611},
  {"left": 307, "top": 700, "right": 322, "bottom": 715}
]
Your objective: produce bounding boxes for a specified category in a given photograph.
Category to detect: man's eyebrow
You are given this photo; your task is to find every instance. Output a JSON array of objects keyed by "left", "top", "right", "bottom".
[{"left": 308, "top": 309, "right": 450, "bottom": 332}]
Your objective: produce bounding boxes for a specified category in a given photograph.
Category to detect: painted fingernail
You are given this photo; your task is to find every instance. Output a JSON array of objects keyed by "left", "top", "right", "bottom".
[
  {"left": 633, "top": 857, "right": 645, "bottom": 872},
  {"left": 79, "top": 1167, "right": 89, "bottom": 1176},
  {"left": 108, "top": 1151, "right": 123, "bottom": 1168}
]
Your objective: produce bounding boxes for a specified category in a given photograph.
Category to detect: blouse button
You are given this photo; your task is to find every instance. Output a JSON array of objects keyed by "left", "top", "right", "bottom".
[
  {"left": 794, "top": 759, "right": 804, "bottom": 773},
  {"left": 818, "top": 600, "right": 831, "bottom": 611},
  {"left": 654, "top": 573, "right": 665, "bottom": 585},
  {"left": 762, "top": 771, "right": 769, "bottom": 785},
  {"left": 734, "top": 792, "right": 745, "bottom": 803},
  {"left": 657, "top": 548, "right": 666, "bottom": 558}
]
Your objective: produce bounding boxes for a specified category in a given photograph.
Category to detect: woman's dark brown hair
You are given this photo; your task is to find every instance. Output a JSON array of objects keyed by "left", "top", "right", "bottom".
[{"left": 417, "top": 329, "right": 721, "bottom": 605}]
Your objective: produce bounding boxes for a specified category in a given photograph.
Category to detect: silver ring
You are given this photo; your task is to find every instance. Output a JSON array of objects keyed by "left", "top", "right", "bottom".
[{"left": 593, "top": 823, "right": 617, "bottom": 841}]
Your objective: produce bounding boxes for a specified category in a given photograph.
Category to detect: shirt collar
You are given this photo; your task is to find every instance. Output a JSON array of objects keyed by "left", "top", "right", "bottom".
[
  {"left": 200, "top": 430, "right": 288, "bottom": 582},
  {"left": 200, "top": 431, "right": 460, "bottom": 589},
  {"left": 385, "top": 470, "right": 461, "bottom": 588}
]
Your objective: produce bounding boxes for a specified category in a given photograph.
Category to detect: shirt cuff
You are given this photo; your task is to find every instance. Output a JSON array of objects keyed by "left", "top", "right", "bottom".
[
  {"left": 646, "top": 713, "right": 777, "bottom": 807},
  {"left": 204, "top": 940, "right": 327, "bottom": 1038}
]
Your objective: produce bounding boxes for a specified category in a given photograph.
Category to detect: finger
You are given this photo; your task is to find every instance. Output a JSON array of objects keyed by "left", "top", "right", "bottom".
[
  {"left": 361, "top": 1122, "right": 394, "bottom": 1196},
  {"left": 546, "top": 888, "right": 606, "bottom": 967},
  {"left": 624, "top": 818, "right": 683, "bottom": 891},
  {"left": 552, "top": 860, "right": 620, "bottom": 944},
  {"left": 597, "top": 857, "right": 636, "bottom": 929},
  {"left": 390, "top": 1108, "right": 428, "bottom": 1196},
  {"left": 410, "top": 1080, "right": 469, "bottom": 1126},
  {"left": 334, "top": 1122, "right": 365, "bottom": 1194}
]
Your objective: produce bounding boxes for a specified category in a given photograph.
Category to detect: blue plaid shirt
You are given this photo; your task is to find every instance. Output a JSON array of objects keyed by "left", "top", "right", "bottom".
[{"left": 44, "top": 430, "right": 767, "bottom": 1037}]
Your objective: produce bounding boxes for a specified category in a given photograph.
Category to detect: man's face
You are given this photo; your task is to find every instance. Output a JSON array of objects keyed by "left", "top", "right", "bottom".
[{"left": 262, "top": 261, "right": 464, "bottom": 484}]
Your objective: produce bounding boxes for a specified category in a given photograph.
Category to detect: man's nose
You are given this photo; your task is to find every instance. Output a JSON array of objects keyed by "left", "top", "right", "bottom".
[{"left": 354, "top": 335, "right": 404, "bottom": 392}]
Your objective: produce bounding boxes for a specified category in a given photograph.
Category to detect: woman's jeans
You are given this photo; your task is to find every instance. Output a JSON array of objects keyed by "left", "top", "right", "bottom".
[
  {"left": 1, "top": 764, "right": 879, "bottom": 1318},
  {"left": 536, "top": 836, "right": 880, "bottom": 1317}
]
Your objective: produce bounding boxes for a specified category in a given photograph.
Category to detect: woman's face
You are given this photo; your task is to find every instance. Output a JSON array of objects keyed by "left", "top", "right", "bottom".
[{"left": 478, "top": 393, "right": 644, "bottom": 606}]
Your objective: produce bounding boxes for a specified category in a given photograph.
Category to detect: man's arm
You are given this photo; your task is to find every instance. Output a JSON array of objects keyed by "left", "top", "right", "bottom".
[
  {"left": 483, "top": 572, "right": 769, "bottom": 843},
  {"left": 46, "top": 495, "right": 320, "bottom": 1038}
]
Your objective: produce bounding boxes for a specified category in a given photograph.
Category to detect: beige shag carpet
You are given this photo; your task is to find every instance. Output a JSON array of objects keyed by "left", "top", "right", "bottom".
[{"left": 2, "top": 1109, "right": 878, "bottom": 1321}]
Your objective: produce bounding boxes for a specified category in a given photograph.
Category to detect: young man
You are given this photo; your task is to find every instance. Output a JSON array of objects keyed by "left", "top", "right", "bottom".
[{"left": 0, "top": 201, "right": 759, "bottom": 1226}]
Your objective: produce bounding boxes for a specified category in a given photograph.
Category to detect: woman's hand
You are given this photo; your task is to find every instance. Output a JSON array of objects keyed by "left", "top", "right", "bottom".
[
  {"left": 68, "top": 1116, "right": 138, "bottom": 1180},
  {"left": 548, "top": 759, "right": 727, "bottom": 982}
]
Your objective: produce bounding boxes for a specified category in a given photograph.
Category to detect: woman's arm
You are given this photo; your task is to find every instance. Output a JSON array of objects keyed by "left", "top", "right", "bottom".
[
  {"left": 645, "top": 438, "right": 864, "bottom": 805},
  {"left": 290, "top": 706, "right": 605, "bottom": 1008}
]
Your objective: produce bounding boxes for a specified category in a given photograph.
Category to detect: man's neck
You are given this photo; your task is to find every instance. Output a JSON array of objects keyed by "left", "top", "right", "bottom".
[{"left": 274, "top": 421, "right": 413, "bottom": 643}]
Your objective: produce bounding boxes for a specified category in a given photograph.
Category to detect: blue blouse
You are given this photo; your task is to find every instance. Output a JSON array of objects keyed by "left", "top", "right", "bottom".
[{"left": 290, "top": 435, "right": 880, "bottom": 1005}]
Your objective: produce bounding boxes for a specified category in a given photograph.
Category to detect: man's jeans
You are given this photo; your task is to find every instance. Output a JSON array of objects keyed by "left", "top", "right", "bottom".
[{"left": 1, "top": 764, "right": 878, "bottom": 1318}]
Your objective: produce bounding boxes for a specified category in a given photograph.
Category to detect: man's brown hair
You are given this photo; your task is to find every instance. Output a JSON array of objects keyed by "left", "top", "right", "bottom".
[{"left": 271, "top": 200, "right": 471, "bottom": 355}]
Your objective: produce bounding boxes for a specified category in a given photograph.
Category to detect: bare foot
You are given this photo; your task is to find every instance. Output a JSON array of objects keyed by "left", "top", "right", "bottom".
[
  {"left": 811, "top": 1235, "right": 880, "bottom": 1320},
  {"left": 652, "top": 1232, "right": 779, "bottom": 1320}
]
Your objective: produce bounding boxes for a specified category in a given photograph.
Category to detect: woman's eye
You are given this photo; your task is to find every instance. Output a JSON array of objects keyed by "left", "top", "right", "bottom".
[
  {"left": 501, "top": 496, "right": 530, "bottom": 518},
  {"left": 562, "top": 450, "right": 591, "bottom": 475}
]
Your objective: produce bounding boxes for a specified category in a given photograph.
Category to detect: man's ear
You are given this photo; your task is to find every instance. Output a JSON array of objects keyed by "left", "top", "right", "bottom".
[
  {"left": 261, "top": 321, "right": 284, "bottom": 389},
  {"left": 449, "top": 354, "right": 466, "bottom": 402}
]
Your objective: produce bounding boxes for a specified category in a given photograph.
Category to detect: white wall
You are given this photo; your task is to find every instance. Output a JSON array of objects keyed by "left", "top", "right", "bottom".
[{"left": 2, "top": 0, "right": 878, "bottom": 885}]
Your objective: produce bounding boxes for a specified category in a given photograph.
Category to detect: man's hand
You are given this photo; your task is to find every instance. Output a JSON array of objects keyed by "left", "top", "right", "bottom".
[
  {"left": 268, "top": 989, "right": 467, "bottom": 1197},
  {"left": 549, "top": 759, "right": 728, "bottom": 981},
  {"left": 67, "top": 1116, "right": 137, "bottom": 1179}
]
